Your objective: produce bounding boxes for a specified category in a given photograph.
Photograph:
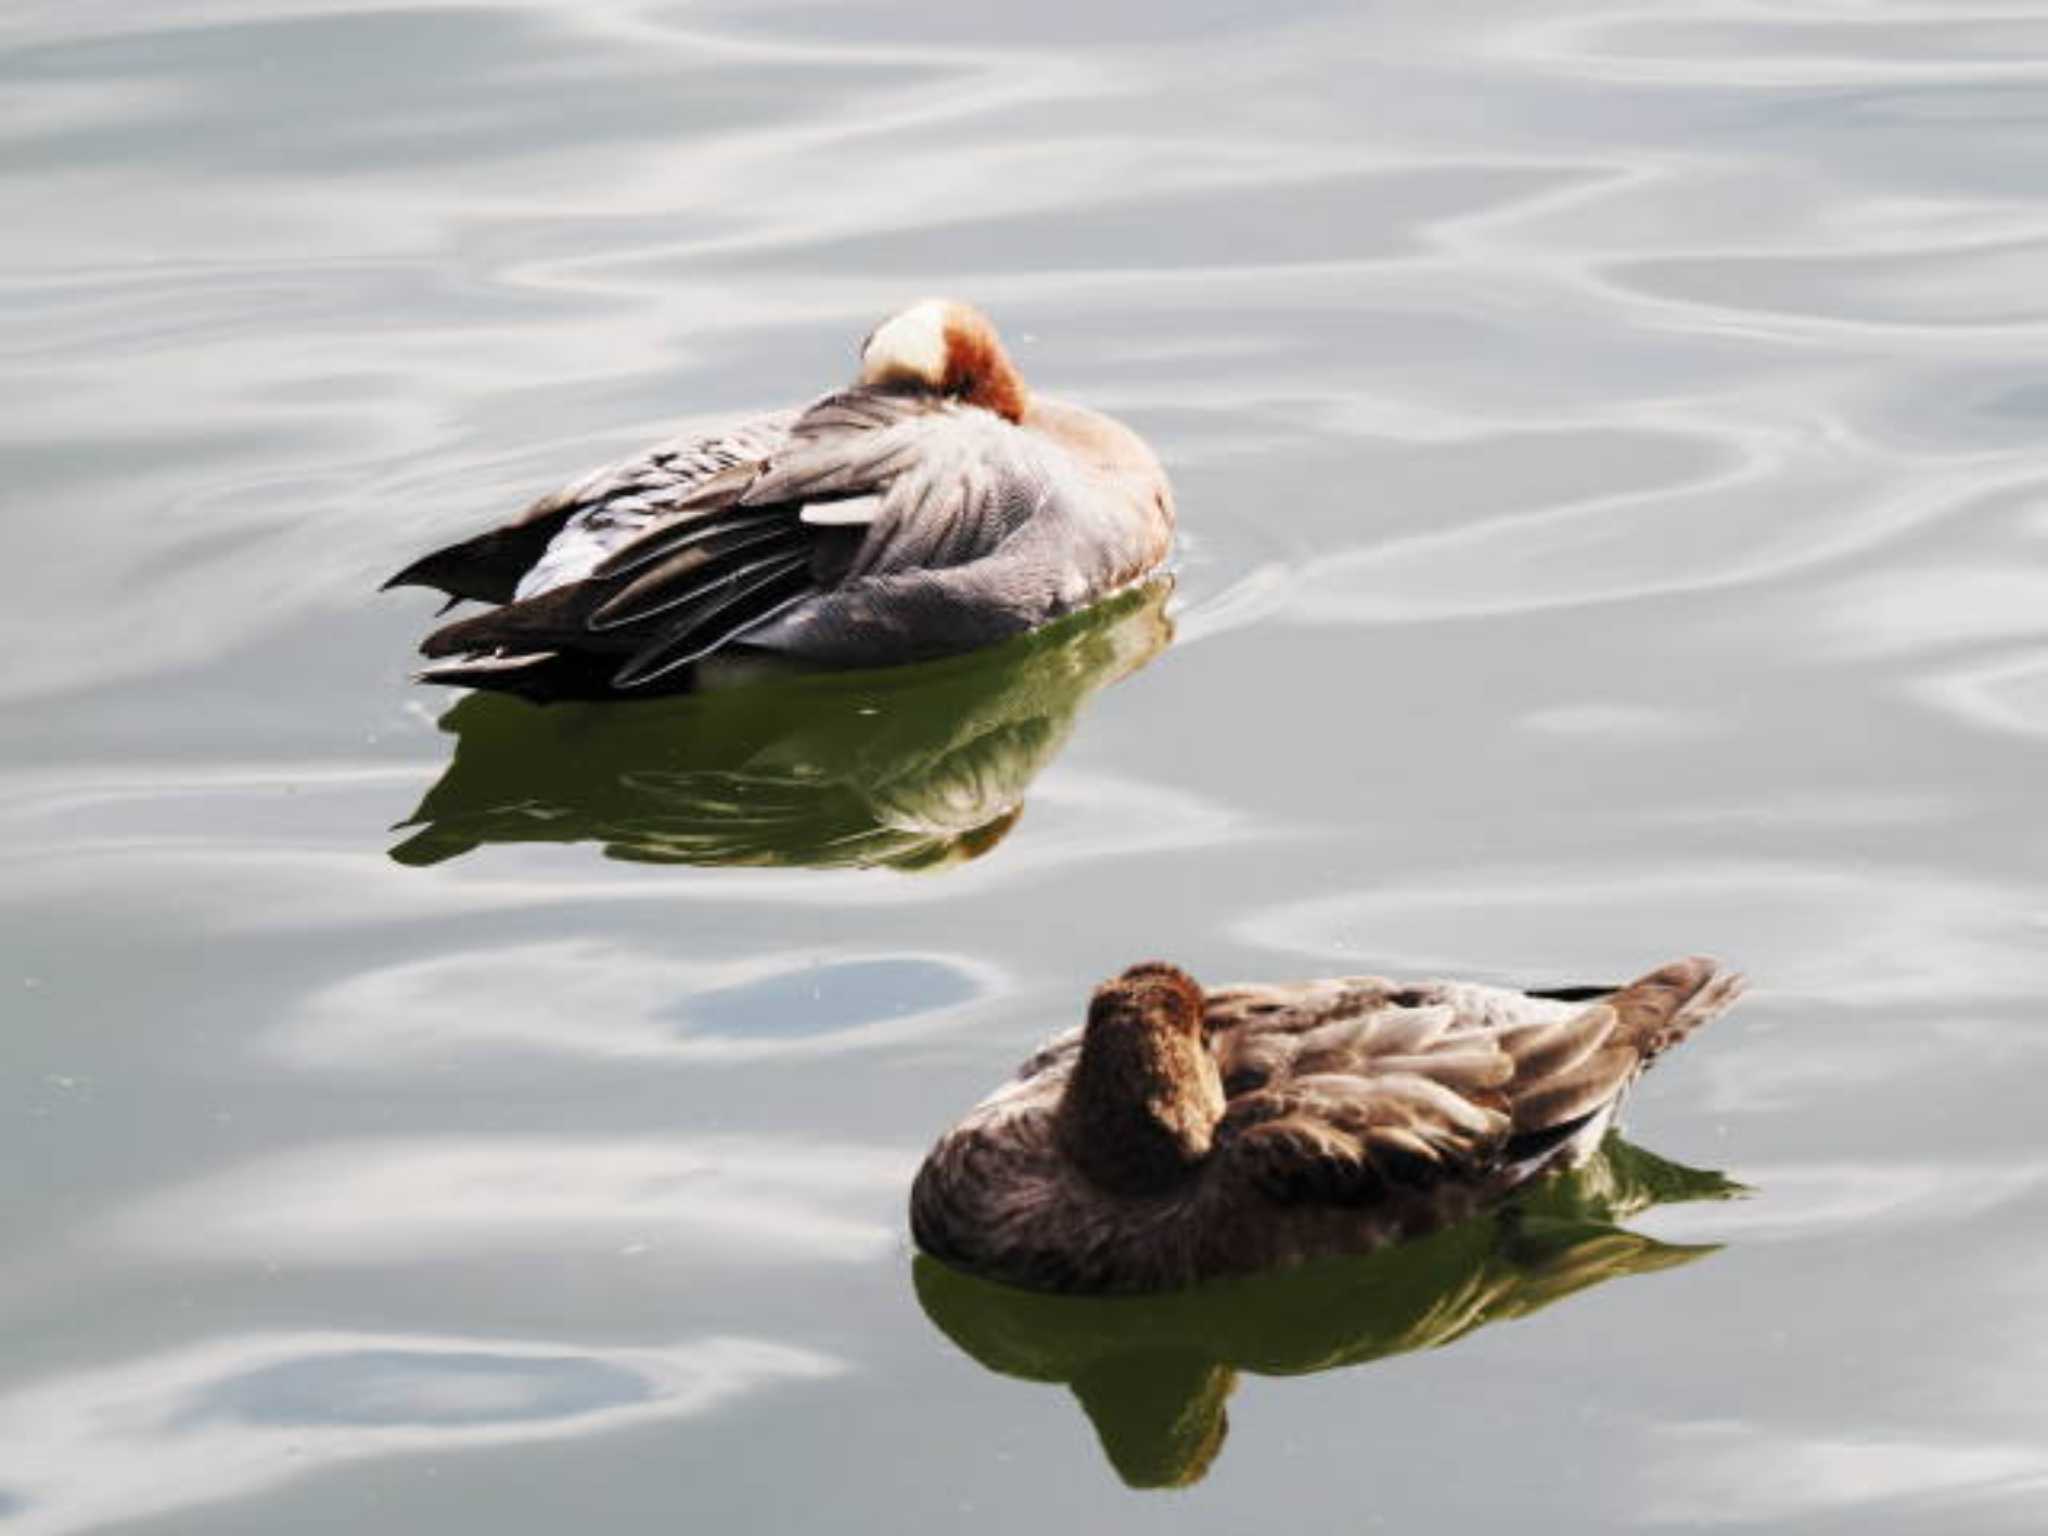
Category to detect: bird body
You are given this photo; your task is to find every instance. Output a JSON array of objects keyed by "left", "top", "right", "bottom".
[
  {"left": 911, "top": 957, "right": 1742, "bottom": 1294},
  {"left": 384, "top": 301, "right": 1173, "bottom": 697}
]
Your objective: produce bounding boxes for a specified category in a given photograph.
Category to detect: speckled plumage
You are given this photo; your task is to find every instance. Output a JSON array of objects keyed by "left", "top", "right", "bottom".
[
  {"left": 911, "top": 957, "right": 1743, "bottom": 1294},
  {"left": 383, "top": 302, "right": 1173, "bottom": 697}
]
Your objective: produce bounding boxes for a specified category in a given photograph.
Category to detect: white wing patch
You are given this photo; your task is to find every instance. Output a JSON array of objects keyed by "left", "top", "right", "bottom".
[{"left": 798, "top": 494, "right": 883, "bottom": 527}]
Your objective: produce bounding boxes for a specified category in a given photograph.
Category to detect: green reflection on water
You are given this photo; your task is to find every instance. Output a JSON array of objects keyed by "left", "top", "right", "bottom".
[
  {"left": 391, "top": 577, "right": 1173, "bottom": 871},
  {"left": 915, "top": 1137, "right": 1745, "bottom": 1489}
]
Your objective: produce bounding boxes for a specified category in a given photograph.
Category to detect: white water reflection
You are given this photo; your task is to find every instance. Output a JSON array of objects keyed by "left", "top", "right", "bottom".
[
  {"left": 1919, "top": 650, "right": 2048, "bottom": 741},
  {"left": 110, "top": 1137, "right": 912, "bottom": 1266},
  {"left": 1641, "top": 1421, "right": 2048, "bottom": 1526},
  {"left": 276, "top": 942, "right": 1002, "bottom": 1066},
  {"left": 1640, "top": 1161, "right": 2048, "bottom": 1246},
  {"left": 1824, "top": 563, "right": 2048, "bottom": 659},
  {"left": 1685, "top": 1016, "right": 2008, "bottom": 1120},
  {"left": 1285, "top": 406, "right": 1978, "bottom": 627},
  {"left": 0, "top": 1330, "right": 839, "bottom": 1536},
  {"left": 1565, "top": 24, "right": 2048, "bottom": 81},
  {"left": 1620, "top": 236, "right": 2048, "bottom": 331}
]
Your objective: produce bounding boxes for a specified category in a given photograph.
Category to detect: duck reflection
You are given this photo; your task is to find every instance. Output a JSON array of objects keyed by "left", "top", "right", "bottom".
[
  {"left": 914, "top": 1136, "right": 1742, "bottom": 1489},
  {"left": 391, "top": 577, "right": 1172, "bottom": 871}
]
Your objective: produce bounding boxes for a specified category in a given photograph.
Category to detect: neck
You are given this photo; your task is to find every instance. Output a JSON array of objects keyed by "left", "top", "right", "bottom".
[{"left": 1055, "top": 1018, "right": 1224, "bottom": 1199}]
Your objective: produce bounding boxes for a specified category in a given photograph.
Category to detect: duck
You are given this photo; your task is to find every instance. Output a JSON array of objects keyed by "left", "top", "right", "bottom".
[
  {"left": 910, "top": 956, "right": 1744, "bottom": 1294},
  {"left": 383, "top": 300, "right": 1175, "bottom": 698}
]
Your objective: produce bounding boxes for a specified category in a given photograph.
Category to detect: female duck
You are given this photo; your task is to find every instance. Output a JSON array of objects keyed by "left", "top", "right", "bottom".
[
  {"left": 911, "top": 957, "right": 1744, "bottom": 1294},
  {"left": 385, "top": 301, "right": 1174, "bottom": 696}
]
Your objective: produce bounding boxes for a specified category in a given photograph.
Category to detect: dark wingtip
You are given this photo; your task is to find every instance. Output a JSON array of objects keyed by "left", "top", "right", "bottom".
[
  {"left": 381, "top": 539, "right": 528, "bottom": 605},
  {"left": 381, "top": 552, "right": 455, "bottom": 595},
  {"left": 381, "top": 554, "right": 431, "bottom": 593}
]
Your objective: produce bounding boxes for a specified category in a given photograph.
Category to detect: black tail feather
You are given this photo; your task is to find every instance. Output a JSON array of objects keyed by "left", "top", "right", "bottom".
[{"left": 382, "top": 503, "right": 580, "bottom": 605}]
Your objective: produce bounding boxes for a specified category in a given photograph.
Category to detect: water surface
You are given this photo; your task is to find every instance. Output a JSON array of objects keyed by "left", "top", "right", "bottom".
[{"left": 5, "top": 1, "right": 2048, "bottom": 1531}]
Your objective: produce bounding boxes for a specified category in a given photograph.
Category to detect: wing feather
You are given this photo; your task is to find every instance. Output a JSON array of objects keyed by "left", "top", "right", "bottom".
[
  {"left": 1354, "top": 1005, "right": 1458, "bottom": 1057},
  {"left": 590, "top": 535, "right": 813, "bottom": 632},
  {"left": 1509, "top": 1047, "right": 1640, "bottom": 1133},
  {"left": 611, "top": 552, "right": 815, "bottom": 689},
  {"left": 1494, "top": 1004, "right": 1620, "bottom": 1082},
  {"left": 1209, "top": 980, "right": 1631, "bottom": 1205},
  {"left": 1207, "top": 960, "right": 1743, "bottom": 1210},
  {"left": 1215, "top": 1003, "right": 1518, "bottom": 1202},
  {"left": 591, "top": 506, "right": 791, "bottom": 583},
  {"left": 409, "top": 388, "right": 1065, "bottom": 689}
]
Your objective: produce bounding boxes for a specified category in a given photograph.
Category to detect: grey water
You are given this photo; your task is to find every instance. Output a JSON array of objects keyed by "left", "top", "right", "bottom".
[{"left": 5, "top": 1, "right": 2048, "bottom": 1530}]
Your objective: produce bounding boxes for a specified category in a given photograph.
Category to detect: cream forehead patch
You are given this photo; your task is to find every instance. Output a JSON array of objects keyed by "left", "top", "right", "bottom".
[{"left": 859, "top": 300, "right": 951, "bottom": 386}]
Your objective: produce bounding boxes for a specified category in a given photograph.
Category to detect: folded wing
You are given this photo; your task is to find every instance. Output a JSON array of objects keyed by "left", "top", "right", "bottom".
[
  {"left": 1210, "top": 957, "right": 1738, "bottom": 1205},
  {"left": 398, "top": 390, "right": 1061, "bottom": 690}
]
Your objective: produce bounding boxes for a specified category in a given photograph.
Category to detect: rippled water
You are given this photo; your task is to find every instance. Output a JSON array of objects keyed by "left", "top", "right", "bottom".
[{"left": 6, "top": 2, "right": 2047, "bottom": 1530}]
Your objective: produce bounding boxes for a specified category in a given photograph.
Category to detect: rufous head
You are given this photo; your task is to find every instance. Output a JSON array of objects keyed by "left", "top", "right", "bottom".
[{"left": 857, "top": 299, "right": 1029, "bottom": 423}]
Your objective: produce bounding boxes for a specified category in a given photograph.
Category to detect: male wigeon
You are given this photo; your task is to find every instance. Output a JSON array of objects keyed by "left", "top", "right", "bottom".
[{"left": 385, "top": 300, "right": 1174, "bottom": 696}]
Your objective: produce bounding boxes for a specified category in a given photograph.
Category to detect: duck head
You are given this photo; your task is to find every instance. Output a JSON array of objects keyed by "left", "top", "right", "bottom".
[
  {"left": 857, "top": 299, "right": 1029, "bottom": 423},
  {"left": 1056, "top": 963, "right": 1226, "bottom": 1199}
]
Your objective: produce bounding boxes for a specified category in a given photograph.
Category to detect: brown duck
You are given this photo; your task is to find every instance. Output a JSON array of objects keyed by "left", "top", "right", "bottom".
[
  {"left": 384, "top": 300, "right": 1174, "bottom": 697},
  {"left": 911, "top": 956, "right": 1743, "bottom": 1293}
]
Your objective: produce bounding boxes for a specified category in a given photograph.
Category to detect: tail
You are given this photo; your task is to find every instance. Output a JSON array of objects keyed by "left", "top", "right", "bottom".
[
  {"left": 382, "top": 503, "right": 580, "bottom": 605},
  {"left": 1605, "top": 955, "right": 1746, "bottom": 1070},
  {"left": 1498, "top": 955, "right": 1743, "bottom": 1159}
]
